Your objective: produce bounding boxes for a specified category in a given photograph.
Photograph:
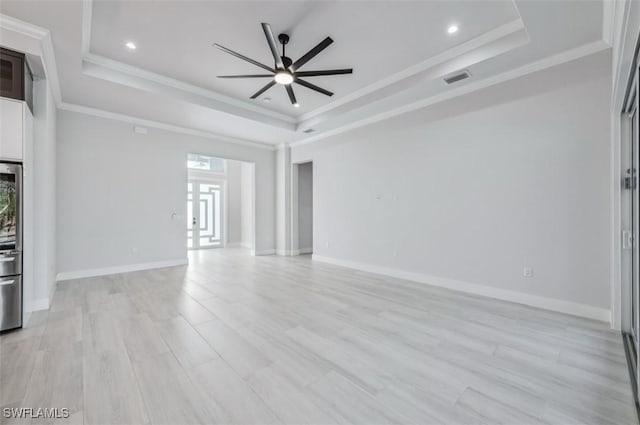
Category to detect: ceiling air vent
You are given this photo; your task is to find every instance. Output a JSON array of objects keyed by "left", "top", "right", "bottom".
[
  {"left": 303, "top": 128, "right": 315, "bottom": 134},
  {"left": 443, "top": 70, "right": 471, "bottom": 85}
]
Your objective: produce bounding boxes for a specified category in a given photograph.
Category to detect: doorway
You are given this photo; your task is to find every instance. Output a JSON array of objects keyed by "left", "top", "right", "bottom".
[
  {"left": 186, "top": 153, "right": 256, "bottom": 253},
  {"left": 291, "top": 162, "right": 313, "bottom": 255}
]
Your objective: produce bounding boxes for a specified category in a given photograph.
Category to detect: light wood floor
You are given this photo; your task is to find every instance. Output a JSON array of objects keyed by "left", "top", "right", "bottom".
[{"left": 1, "top": 249, "right": 636, "bottom": 424}]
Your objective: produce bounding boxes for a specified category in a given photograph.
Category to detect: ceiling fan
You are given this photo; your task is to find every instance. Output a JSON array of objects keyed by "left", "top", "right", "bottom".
[{"left": 213, "top": 23, "right": 353, "bottom": 107}]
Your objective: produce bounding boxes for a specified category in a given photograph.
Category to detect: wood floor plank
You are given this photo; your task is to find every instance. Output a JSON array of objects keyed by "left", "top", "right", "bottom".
[
  {"left": 186, "top": 357, "right": 281, "bottom": 425},
  {"left": 247, "top": 363, "right": 340, "bottom": 425},
  {"left": 82, "top": 311, "right": 149, "bottom": 425},
  {"left": 20, "top": 342, "right": 84, "bottom": 424},
  {"left": 308, "top": 370, "right": 411, "bottom": 424},
  {"left": 154, "top": 316, "right": 219, "bottom": 369},
  {"left": 132, "top": 352, "right": 224, "bottom": 425},
  {"left": 117, "top": 313, "right": 170, "bottom": 361},
  {"left": 195, "top": 319, "right": 271, "bottom": 378}
]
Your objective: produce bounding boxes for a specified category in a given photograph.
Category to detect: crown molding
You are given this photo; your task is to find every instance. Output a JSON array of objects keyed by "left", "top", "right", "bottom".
[
  {"left": 59, "top": 102, "right": 278, "bottom": 151},
  {"left": 602, "top": 0, "right": 617, "bottom": 47},
  {"left": 82, "top": 53, "right": 296, "bottom": 130},
  {"left": 611, "top": 0, "right": 634, "bottom": 111},
  {"left": 0, "top": 14, "right": 62, "bottom": 106},
  {"left": 290, "top": 40, "right": 610, "bottom": 148},
  {"left": 81, "top": 0, "right": 92, "bottom": 55},
  {"left": 0, "top": 13, "right": 47, "bottom": 38}
]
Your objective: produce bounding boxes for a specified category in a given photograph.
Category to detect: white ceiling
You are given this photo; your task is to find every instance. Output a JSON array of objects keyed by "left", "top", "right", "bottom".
[
  {"left": 90, "top": 0, "right": 519, "bottom": 116},
  {"left": 0, "top": 0, "right": 609, "bottom": 147}
]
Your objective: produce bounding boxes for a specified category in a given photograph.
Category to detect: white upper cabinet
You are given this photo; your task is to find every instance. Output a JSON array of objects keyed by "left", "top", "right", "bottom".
[{"left": 0, "top": 98, "right": 25, "bottom": 161}]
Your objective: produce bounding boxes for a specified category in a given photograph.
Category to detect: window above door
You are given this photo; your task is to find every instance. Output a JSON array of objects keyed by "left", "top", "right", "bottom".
[{"left": 187, "top": 154, "right": 226, "bottom": 174}]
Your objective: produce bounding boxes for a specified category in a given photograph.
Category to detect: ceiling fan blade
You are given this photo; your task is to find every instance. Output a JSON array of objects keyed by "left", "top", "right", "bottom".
[
  {"left": 217, "top": 74, "right": 274, "bottom": 78},
  {"left": 261, "top": 23, "right": 284, "bottom": 69},
  {"left": 291, "top": 37, "right": 333, "bottom": 71},
  {"left": 295, "top": 69, "right": 353, "bottom": 77},
  {"left": 285, "top": 85, "right": 297, "bottom": 105},
  {"left": 213, "top": 43, "right": 274, "bottom": 73},
  {"left": 250, "top": 81, "right": 276, "bottom": 99},
  {"left": 295, "top": 79, "right": 333, "bottom": 97}
]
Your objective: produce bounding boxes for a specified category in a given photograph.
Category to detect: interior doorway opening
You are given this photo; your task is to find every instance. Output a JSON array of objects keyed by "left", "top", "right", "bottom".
[
  {"left": 291, "top": 161, "right": 313, "bottom": 255},
  {"left": 187, "top": 153, "right": 255, "bottom": 253}
]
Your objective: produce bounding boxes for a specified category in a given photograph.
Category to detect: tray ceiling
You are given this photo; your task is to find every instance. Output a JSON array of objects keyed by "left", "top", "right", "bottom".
[{"left": 89, "top": 1, "right": 520, "bottom": 116}]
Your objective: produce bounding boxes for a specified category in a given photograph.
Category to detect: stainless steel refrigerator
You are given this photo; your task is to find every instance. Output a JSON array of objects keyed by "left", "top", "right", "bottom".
[{"left": 0, "top": 163, "right": 22, "bottom": 331}]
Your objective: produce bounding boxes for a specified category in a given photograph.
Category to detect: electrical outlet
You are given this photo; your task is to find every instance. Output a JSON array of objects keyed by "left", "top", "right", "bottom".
[
  {"left": 523, "top": 267, "right": 533, "bottom": 278},
  {"left": 392, "top": 249, "right": 398, "bottom": 257},
  {"left": 325, "top": 241, "right": 330, "bottom": 248}
]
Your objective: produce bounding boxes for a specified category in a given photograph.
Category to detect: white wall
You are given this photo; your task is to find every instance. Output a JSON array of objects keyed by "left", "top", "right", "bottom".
[
  {"left": 240, "top": 161, "right": 254, "bottom": 249},
  {"left": 30, "top": 78, "right": 56, "bottom": 310},
  {"left": 275, "top": 145, "right": 290, "bottom": 255},
  {"left": 292, "top": 51, "right": 612, "bottom": 317},
  {"left": 56, "top": 110, "right": 275, "bottom": 276},
  {"left": 298, "top": 162, "right": 313, "bottom": 252},
  {"left": 226, "top": 159, "right": 242, "bottom": 245}
]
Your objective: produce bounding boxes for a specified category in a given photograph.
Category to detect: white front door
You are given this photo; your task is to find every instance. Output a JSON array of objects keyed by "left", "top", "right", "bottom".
[{"left": 188, "top": 180, "right": 224, "bottom": 249}]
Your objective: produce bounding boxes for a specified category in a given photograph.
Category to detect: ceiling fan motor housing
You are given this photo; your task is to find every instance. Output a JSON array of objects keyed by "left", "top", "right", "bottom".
[{"left": 281, "top": 56, "right": 293, "bottom": 68}]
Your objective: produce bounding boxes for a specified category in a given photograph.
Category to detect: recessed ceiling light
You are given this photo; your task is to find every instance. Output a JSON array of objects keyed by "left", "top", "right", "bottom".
[
  {"left": 447, "top": 24, "right": 459, "bottom": 34},
  {"left": 263, "top": 97, "right": 271, "bottom": 102},
  {"left": 125, "top": 41, "right": 137, "bottom": 50},
  {"left": 293, "top": 103, "right": 300, "bottom": 108}
]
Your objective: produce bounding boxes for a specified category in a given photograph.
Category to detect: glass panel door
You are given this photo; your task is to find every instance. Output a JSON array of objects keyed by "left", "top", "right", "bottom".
[
  {"left": 631, "top": 103, "right": 639, "bottom": 345},
  {"left": 0, "top": 164, "right": 21, "bottom": 252},
  {"left": 633, "top": 81, "right": 640, "bottom": 398},
  {"left": 187, "top": 180, "right": 224, "bottom": 250},
  {"left": 187, "top": 182, "right": 194, "bottom": 249}
]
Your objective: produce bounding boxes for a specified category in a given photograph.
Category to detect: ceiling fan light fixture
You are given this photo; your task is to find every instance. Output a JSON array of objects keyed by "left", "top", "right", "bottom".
[{"left": 274, "top": 70, "right": 294, "bottom": 85}]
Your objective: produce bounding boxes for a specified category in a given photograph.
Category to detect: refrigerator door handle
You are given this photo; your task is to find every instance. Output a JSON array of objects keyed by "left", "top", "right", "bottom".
[
  {"left": 0, "top": 257, "right": 15, "bottom": 262},
  {"left": 0, "top": 279, "right": 15, "bottom": 286}
]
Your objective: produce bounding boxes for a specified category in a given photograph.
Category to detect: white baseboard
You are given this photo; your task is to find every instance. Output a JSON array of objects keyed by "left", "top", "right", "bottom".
[
  {"left": 25, "top": 297, "right": 50, "bottom": 312},
  {"left": 252, "top": 249, "right": 275, "bottom": 256},
  {"left": 277, "top": 248, "right": 313, "bottom": 256},
  {"left": 56, "top": 258, "right": 189, "bottom": 281},
  {"left": 227, "top": 242, "right": 253, "bottom": 249},
  {"left": 22, "top": 310, "right": 31, "bottom": 327},
  {"left": 312, "top": 255, "right": 611, "bottom": 323}
]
